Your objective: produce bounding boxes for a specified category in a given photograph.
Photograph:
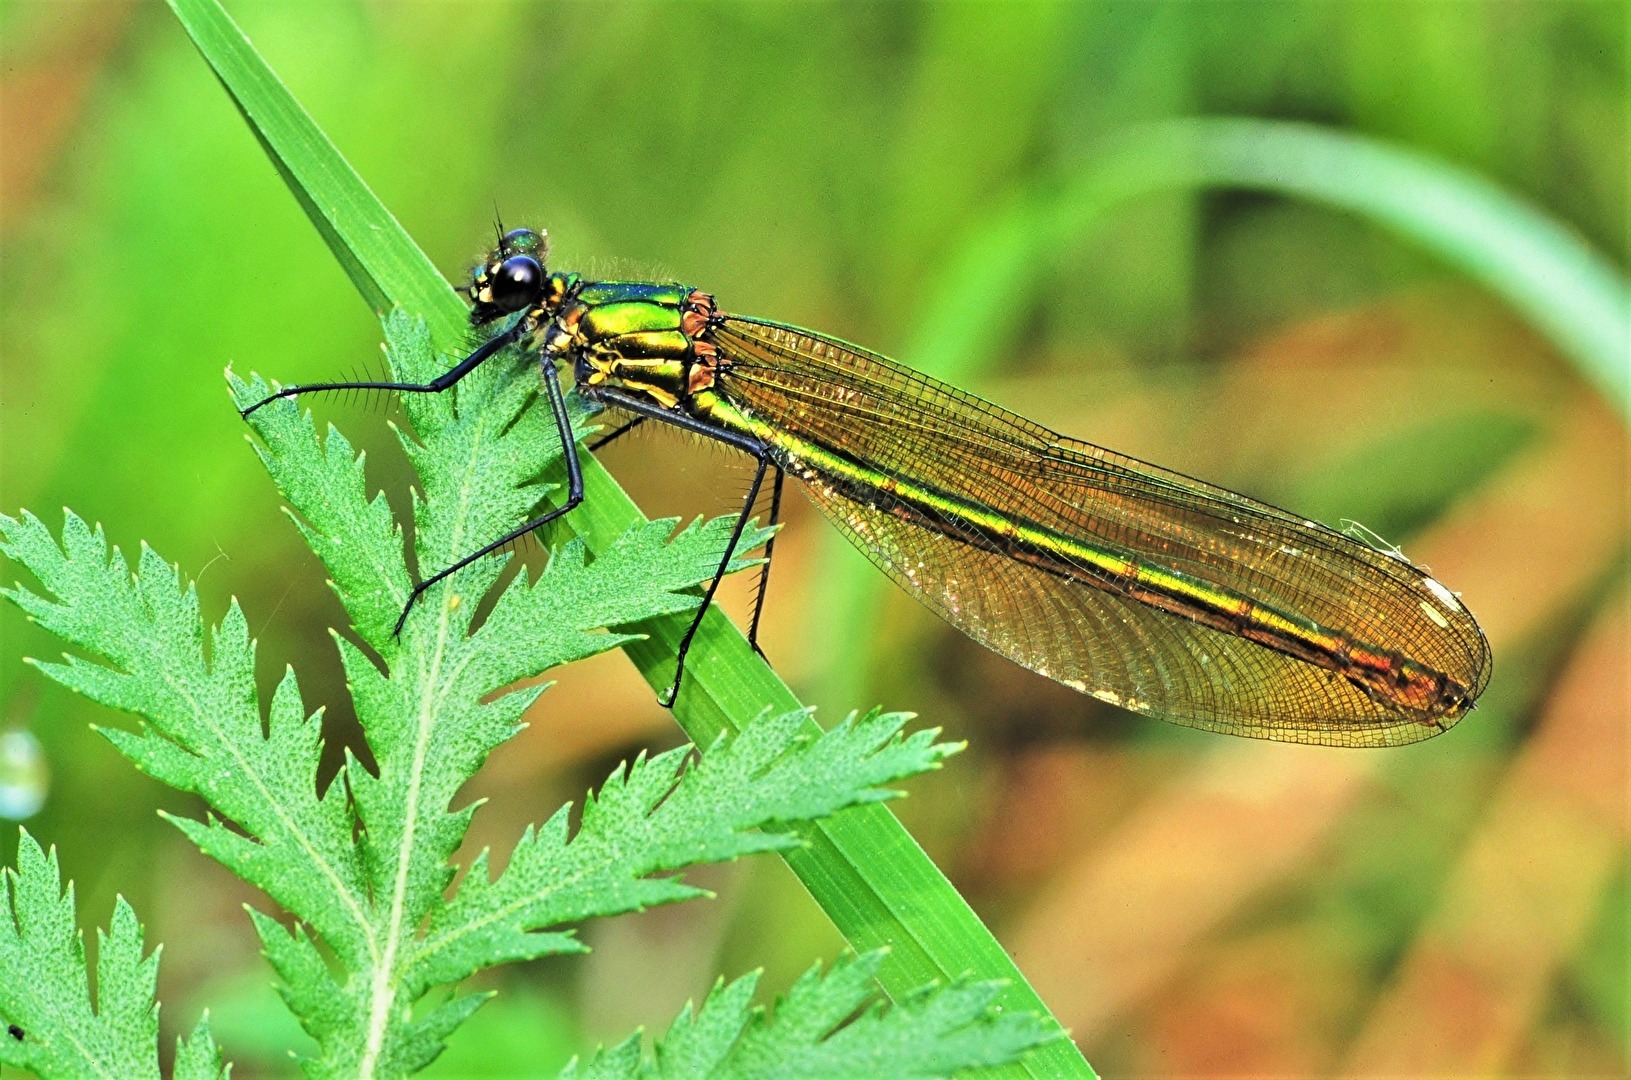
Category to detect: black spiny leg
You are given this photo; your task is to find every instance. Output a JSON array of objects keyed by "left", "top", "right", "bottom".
[
  {"left": 393, "top": 357, "right": 584, "bottom": 635},
  {"left": 746, "top": 466, "right": 784, "bottom": 658},
  {"left": 240, "top": 325, "right": 523, "bottom": 417},
  {"left": 588, "top": 415, "right": 647, "bottom": 452},
  {"left": 659, "top": 455, "right": 770, "bottom": 707}
]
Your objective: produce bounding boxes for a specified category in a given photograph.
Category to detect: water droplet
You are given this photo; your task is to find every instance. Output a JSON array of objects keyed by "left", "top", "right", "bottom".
[{"left": 0, "top": 730, "right": 48, "bottom": 820}]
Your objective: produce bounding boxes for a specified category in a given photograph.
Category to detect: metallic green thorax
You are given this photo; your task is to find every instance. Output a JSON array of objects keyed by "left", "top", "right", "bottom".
[{"left": 526, "top": 279, "right": 702, "bottom": 411}]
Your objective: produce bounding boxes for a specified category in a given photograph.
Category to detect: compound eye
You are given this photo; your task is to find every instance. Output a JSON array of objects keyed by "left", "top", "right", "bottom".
[
  {"left": 501, "top": 228, "right": 542, "bottom": 255},
  {"left": 491, "top": 254, "right": 542, "bottom": 311}
]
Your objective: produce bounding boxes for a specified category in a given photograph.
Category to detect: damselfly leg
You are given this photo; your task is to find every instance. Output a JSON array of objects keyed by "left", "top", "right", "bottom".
[
  {"left": 747, "top": 468, "right": 785, "bottom": 658},
  {"left": 660, "top": 455, "right": 771, "bottom": 707},
  {"left": 390, "top": 356, "right": 583, "bottom": 635},
  {"left": 240, "top": 326, "right": 522, "bottom": 418}
]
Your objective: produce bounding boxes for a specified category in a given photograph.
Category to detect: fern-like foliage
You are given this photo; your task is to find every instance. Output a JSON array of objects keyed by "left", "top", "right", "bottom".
[
  {"left": 562, "top": 951, "right": 1056, "bottom": 1080},
  {"left": 0, "top": 829, "right": 225, "bottom": 1080},
  {"left": 0, "top": 314, "right": 1056, "bottom": 1079}
]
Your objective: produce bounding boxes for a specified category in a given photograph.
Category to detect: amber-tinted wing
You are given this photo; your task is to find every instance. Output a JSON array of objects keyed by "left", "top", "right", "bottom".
[{"left": 708, "top": 315, "right": 1491, "bottom": 747}]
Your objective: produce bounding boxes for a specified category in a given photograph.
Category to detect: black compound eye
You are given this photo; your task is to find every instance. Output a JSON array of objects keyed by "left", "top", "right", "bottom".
[{"left": 491, "top": 255, "right": 542, "bottom": 312}]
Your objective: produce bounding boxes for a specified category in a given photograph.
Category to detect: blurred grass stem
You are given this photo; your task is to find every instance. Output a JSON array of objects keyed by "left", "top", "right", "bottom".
[{"left": 815, "top": 115, "right": 1630, "bottom": 712}]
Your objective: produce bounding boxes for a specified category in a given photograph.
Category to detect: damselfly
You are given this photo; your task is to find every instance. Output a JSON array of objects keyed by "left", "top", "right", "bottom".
[{"left": 245, "top": 228, "right": 1490, "bottom": 748}]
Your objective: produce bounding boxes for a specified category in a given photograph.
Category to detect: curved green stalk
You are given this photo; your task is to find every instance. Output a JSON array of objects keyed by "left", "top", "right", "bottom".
[
  {"left": 161, "top": 1, "right": 1089, "bottom": 1077},
  {"left": 910, "top": 118, "right": 1630, "bottom": 409},
  {"left": 817, "top": 114, "right": 1629, "bottom": 711}
]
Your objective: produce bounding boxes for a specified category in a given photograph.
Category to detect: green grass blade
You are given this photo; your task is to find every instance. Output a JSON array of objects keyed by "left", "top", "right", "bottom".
[
  {"left": 162, "top": 1, "right": 1090, "bottom": 1076},
  {"left": 904, "top": 117, "right": 1630, "bottom": 414}
]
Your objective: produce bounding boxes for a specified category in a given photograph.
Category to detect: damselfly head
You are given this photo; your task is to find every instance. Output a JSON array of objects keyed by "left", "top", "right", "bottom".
[{"left": 467, "top": 228, "right": 550, "bottom": 325}]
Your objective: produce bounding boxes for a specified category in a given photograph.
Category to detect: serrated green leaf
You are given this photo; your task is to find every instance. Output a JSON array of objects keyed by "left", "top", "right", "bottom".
[
  {"left": 7, "top": 301, "right": 959, "bottom": 1078},
  {"left": 0, "top": 474, "right": 781, "bottom": 1079},
  {"left": 0, "top": 829, "right": 224, "bottom": 1080},
  {"left": 245, "top": 908, "right": 353, "bottom": 1053},
  {"left": 560, "top": 951, "right": 1058, "bottom": 1080},
  {"left": 0, "top": 509, "right": 372, "bottom": 966},
  {"left": 383, "top": 991, "right": 491, "bottom": 1078},
  {"left": 407, "top": 708, "right": 956, "bottom": 994},
  {"left": 173, "top": 1012, "right": 230, "bottom": 1080},
  {"left": 233, "top": 315, "right": 773, "bottom": 1059}
]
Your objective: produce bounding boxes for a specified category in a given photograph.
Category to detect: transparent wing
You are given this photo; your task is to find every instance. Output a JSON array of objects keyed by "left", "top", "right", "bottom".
[{"left": 710, "top": 315, "right": 1491, "bottom": 746}]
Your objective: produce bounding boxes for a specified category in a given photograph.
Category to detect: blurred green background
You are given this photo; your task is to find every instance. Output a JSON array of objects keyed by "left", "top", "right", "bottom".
[{"left": 1, "top": 1, "right": 1626, "bottom": 1076}]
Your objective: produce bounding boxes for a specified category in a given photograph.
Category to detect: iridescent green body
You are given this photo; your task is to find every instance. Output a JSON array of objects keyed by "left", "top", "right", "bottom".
[
  {"left": 242, "top": 227, "right": 1487, "bottom": 744},
  {"left": 690, "top": 389, "right": 1462, "bottom": 724}
]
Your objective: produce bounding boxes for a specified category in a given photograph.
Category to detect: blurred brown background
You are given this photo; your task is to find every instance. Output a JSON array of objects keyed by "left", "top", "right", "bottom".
[{"left": 1, "top": 1, "right": 1626, "bottom": 1076}]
